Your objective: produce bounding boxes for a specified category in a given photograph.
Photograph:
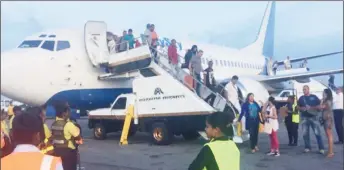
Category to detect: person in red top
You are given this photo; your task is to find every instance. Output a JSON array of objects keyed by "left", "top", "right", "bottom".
[{"left": 168, "top": 39, "right": 179, "bottom": 76}]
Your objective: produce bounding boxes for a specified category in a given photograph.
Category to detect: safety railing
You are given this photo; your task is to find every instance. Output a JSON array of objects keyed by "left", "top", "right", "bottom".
[
  {"left": 154, "top": 49, "right": 237, "bottom": 115},
  {"left": 108, "top": 35, "right": 148, "bottom": 54}
]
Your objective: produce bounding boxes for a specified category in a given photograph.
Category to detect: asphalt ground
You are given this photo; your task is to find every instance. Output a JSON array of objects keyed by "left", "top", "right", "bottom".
[{"left": 45, "top": 118, "right": 343, "bottom": 170}]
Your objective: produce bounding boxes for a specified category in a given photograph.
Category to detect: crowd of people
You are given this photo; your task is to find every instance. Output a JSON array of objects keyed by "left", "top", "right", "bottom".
[
  {"left": 1, "top": 101, "right": 83, "bottom": 170},
  {"left": 232, "top": 85, "right": 343, "bottom": 158},
  {"left": 267, "top": 56, "right": 309, "bottom": 76}
]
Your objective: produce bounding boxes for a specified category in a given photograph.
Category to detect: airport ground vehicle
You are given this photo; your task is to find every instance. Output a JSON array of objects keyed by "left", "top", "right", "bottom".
[{"left": 87, "top": 75, "right": 238, "bottom": 145}]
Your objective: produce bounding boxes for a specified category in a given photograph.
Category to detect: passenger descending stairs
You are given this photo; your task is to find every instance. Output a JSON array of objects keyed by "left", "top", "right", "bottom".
[{"left": 97, "top": 44, "right": 244, "bottom": 143}]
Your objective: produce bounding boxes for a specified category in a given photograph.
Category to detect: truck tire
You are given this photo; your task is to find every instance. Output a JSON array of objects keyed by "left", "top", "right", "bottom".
[
  {"left": 94, "top": 123, "right": 107, "bottom": 140},
  {"left": 150, "top": 122, "right": 172, "bottom": 145},
  {"left": 182, "top": 131, "right": 200, "bottom": 141}
]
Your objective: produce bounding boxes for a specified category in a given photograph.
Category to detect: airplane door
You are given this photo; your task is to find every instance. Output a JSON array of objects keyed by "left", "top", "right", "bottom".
[{"left": 84, "top": 21, "right": 109, "bottom": 67}]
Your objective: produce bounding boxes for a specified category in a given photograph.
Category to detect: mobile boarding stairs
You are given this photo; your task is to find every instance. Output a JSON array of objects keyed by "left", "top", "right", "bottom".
[{"left": 84, "top": 21, "right": 248, "bottom": 144}]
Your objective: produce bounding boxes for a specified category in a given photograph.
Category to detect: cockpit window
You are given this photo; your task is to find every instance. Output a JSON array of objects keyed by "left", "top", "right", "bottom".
[
  {"left": 39, "top": 34, "right": 47, "bottom": 38},
  {"left": 48, "top": 35, "right": 56, "bottom": 38},
  {"left": 41, "top": 41, "right": 55, "bottom": 51},
  {"left": 56, "top": 41, "right": 71, "bottom": 51},
  {"left": 18, "top": 40, "right": 42, "bottom": 48}
]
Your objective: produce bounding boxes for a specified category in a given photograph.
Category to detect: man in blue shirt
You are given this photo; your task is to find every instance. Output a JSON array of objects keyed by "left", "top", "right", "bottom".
[
  {"left": 124, "top": 29, "right": 135, "bottom": 49},
  {"left": 297, "top": 85, "right": 325, "bottom": 154}
]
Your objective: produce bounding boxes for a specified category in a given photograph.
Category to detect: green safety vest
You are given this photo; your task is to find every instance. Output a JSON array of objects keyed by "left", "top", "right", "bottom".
[
  {"left": 292, "top": 103, "right": 300, "bottom": 123},
  {"left": 203, "top": 139, "right": 240, "bottom": 170}
]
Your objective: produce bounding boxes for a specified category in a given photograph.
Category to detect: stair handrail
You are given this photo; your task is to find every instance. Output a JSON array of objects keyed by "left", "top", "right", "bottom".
[{"left": 154, "top": 49, "right": 237, "bottom": 116}]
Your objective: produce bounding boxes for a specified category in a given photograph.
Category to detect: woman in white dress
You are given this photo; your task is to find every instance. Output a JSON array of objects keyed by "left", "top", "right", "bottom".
[{"left": 262, "top": 96, "right": 280, "bottom": 156}]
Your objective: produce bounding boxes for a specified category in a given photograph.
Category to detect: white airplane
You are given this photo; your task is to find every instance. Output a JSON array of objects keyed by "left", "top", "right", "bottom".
[{"left": 1, "top": 1, "right": 342, "bottom": 115}]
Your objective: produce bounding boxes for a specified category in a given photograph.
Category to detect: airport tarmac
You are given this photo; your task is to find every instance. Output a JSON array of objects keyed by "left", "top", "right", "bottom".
[{"left": 46, "top": 118, "right": 343, "bottom": 170}]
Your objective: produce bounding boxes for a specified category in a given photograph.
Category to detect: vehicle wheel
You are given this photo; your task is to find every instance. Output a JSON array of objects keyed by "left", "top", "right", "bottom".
[
  {"left": 150, "top": 122, "right": 173, "bottom": 145},
  {"left": 182, "top": 131, "right": 200, "bottom": 141},
  {"left": 94, "top": 123, "right": 107, "bottom": 140}
]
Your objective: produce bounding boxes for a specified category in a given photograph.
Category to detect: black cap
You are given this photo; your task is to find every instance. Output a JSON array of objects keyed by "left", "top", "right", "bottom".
[{"left": 12, "top": 112, "right": 43, "bottom": 132}]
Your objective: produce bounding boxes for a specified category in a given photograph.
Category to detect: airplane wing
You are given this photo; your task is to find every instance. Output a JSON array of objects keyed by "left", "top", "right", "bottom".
[
  {"left": 256, "top": 69, "right": 343, "bottom": 83},
  {"left": 276, "top": 51, "right": 343, "bottom": 65}
]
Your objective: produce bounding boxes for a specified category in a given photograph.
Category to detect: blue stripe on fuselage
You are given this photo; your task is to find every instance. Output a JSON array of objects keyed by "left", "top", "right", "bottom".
[{"left": 45, "top": 88, "right": 132, "bottom": 115}]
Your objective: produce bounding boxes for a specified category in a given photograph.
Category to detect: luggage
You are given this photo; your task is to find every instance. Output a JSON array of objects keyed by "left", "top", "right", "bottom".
[{"left": 184, "top": 75, "right": 194, "bottom": 90}]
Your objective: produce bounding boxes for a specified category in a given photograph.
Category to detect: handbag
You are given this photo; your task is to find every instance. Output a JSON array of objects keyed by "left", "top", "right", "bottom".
[{"left": 263, "top": 120, "right": 273, "bottom": 134}]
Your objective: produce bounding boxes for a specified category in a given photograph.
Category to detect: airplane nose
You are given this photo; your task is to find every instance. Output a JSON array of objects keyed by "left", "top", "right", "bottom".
[
  {"left": 1, "top": 52, "right": 18, "bottom": 98},
  {"left": 1, "top": 50, "right": 50, "bottom": 106}
]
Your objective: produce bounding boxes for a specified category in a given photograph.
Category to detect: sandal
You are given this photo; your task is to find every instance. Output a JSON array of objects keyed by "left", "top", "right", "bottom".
[
  {"left": 326, "top": 153, "right": 334, "bottom": 158},
  {"left": 255, "top": 146, "right": 259, "bottom": 151},
  {"left": 251, "top": 149, "right": 256, "bottom": 153}
]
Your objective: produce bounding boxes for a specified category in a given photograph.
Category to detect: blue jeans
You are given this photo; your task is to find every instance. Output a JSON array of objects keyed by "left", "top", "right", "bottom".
[
  {"left": 194, "top": 73, "right": 201, "bottom": 96},
  {"left": 301, "top": 117, "right": 324, "bottom": 150}
]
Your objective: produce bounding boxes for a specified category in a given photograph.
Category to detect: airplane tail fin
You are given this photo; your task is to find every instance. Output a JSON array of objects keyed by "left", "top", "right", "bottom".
[{"left": 243, "top": 1, "right": 276, "bottom": 58}]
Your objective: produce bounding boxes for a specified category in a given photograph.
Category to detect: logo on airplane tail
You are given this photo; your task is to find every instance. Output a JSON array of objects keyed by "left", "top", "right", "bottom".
[{"left": 154, "top": 88, "right": 164, "bottom": 95}]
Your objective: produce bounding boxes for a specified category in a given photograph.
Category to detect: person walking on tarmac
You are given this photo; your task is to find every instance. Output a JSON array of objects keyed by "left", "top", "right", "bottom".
[
  {"left": 284, "top": 95, "right": 300, "bottom": 146},
  {"left": 237, "top": 93, "right": 263, "bottom": 153},
  {"left": 189, "top": 112, "right": 240, "bottom": 170},
  {"left": 1, "top": 111, "right": 63, "bottom": 170},
  {"left": 51, "top": 101, "right": 82, "bottom": 170}
]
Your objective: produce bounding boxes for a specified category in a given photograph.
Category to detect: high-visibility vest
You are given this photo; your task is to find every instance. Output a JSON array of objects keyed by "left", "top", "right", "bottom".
[
  {"left": 203, "top": 139, "right": 240, "bottom": 170},
  {"left": 1, "top": 131, "right": 5, "bottom": 149},
  {"left": 1, "top": 152, "right": 61, "bottom": 170},
  {"left": 292, "top": 103, "right": 300, "bottom": 123},
  {"left": 51, "top": 120, "right": 70, "bottom": 148}
]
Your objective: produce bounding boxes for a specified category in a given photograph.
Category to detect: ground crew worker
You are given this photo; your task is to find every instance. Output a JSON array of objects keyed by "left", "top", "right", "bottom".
[
  {"left": 285, "top": 95, "right": 299, "bottom": 146},
  {"left": 1, "top": 111, "right": 63, "bottom": 170},
  {"left": 1, "top": 131, "right": 4, "bottom": 149},
  {"left": 27, "top": 105, "right": 55, "bottom": 155},
  {"left": 7, "top": 101, "right": 14, "bottom": 120},
  {"left": 9, "top": 106, "right": 22, "bottom": 133},
  {"left": 189, "top": 112, "right": 240, "bottom": 170},
  {"left": 1, "top": 109, "right": 9, "bottom": 136},
  {"left": 1, "top": 109, "right": 13, "bottom": 158},
  {"left": 51, "top": 101, "right": 82, "bottom": 170}
]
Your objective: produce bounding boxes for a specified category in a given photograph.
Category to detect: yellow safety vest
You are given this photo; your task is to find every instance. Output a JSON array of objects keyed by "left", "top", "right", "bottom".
[
  {"left": 203, "top": 139, "right": 240, "bottom": 170},
  {"left": 292, "top": 103, "right": 300, "bottom": 123}
]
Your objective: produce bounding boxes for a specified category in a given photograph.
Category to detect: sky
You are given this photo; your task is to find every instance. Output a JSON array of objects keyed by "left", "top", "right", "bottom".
[{"left": 1, "top": 1, "right": 343, "bottom": 86}]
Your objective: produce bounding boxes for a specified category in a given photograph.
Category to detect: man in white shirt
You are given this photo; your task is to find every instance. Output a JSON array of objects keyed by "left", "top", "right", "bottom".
[
  {"left": 333, "top": 87, "right": 343, "bottom": 144},
  {"left": 225, "top": 76, "right": 241, "bottom": 113},
  {"left": 225, "top": 75, "right": 245, "bottom": 131},
  {"left": 284, "top": 56, "right": 292, "bottom": 70}
]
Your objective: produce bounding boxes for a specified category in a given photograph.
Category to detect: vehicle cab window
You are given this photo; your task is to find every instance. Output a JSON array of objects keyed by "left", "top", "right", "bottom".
[
  {"left": 280, "top": 91, "right": 290, "bottom": 97},
  {"left": 112, "top": 97, "right": 127, "bottom": 110},
  {"left": 41, "top": 40, "right": 55, "bottom": 51}
]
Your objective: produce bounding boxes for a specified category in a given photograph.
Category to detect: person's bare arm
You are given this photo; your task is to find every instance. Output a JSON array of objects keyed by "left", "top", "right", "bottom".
[{"left": 269, "top": 107, "right": 278, "bottom": 119}]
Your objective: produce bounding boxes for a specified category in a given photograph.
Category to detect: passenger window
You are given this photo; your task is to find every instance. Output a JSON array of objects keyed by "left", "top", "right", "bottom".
[
  {"left": 57, "top": 41, "right": 71, "bottom": 51},
  {"left": 220, "top": 60, "right": 223, "bottom": 66},
  {"left": 224, "top": 60, "right": 227, "bottom": 67},
  {"left": 112, "top": 97, "right": 127, "bottom": 110},
  {"left": 18, "top": 40, "right": 42, "bottom": 48},
  {"left": 215, "top": 60, "right": 218, "bottom": 66},
  {"left": 41, "top": 41, "right": 55, "bottom": 51}
]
